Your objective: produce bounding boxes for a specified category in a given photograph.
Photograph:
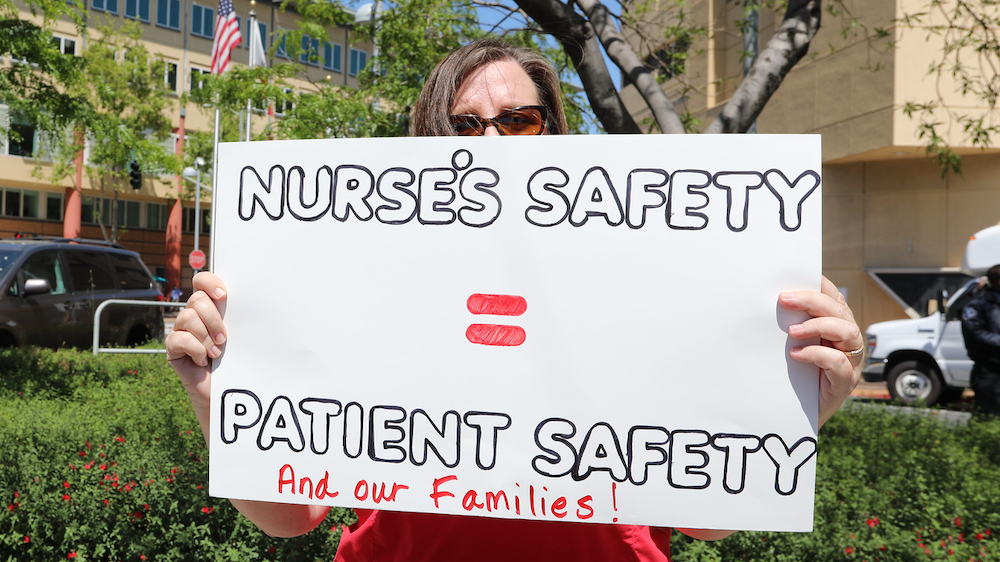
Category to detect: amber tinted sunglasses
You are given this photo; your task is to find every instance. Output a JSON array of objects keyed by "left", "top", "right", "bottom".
[{"left": 449, "top": 105, "right": 548, "bottom": 136}]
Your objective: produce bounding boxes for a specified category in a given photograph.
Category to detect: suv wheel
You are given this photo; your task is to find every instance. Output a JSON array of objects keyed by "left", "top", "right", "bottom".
[
  {"left": 0, "top": 331, "right": 17, "bottom": 348},
  {"left": 126, "top": 326, "right": 150, "bottom": 347},
  {"left": 886, "top": 360, "right": 943, "bottom": 406}
]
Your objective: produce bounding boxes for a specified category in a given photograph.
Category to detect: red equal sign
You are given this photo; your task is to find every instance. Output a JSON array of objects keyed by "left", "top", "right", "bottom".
[{"left": 466, "top": 293, "right": 527, "bottom": 347}]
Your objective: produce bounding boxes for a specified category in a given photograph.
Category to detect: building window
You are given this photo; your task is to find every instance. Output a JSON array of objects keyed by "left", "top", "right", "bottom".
[
  {"left": 146, "top": 202, "right": 168, "bottom": 230},
  {"left": 52, "top": 35, "right": 76, "bottom": 56},
  {"left": 2, "top": 189, "right": 20, "bottom": 217},
  {"left": 1, "top": 188, "right": 37, "bottom": 218},
  {"left": 274, "top": 30, "right": 289, "bottom": 59},
  {"left": 275, "top": 88, "right": 294, "bottom": 116},
  {"left": 45, "top": 192, "right": 63, "bottom": 221},
  {"left": 156, "top": 0, "right": 180, "bottom": 30},
  {"left": 161, "top": 60, "right": 178, "bottom": 93},
  {"left": 81, "top": 196, "right": 96, "bottom": 224},
  {"left": 92, "top": 0, "right": 119, "bottom": 14},
  {"left": 323, "top": 42, "right": 342, "bottom": 72},
  {"left": 189, "top": 66, "right": 209, "bottom": 91},
  {"left": 124, "top": 0, "right": 150, "bottom": 22},
  {"left": 191, "top": 4, "right": 214, "bottom": 39},
  {"left": 349, "top": 48, "right": 367, "bottom": 77},
  {"left": 7, "top": 113, "right": 36, "bottom": 157},
  {"left": 22, "top": 191, "right": 38, "bottom": 219},
  {"left": 182, "top": 206, "right": 210, "bottom": 233},
  {"left": 118, "top": 200, "right": 142, "bottom": 228},
  {"left": 300, "top": 35, "right": 320, "bottom": 66},
  {"left": 246, "top": 20, "right": 266, "bottom": 50}
]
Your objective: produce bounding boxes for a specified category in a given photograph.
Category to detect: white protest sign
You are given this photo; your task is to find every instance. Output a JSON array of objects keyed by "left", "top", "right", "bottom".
[{"left": 208, "top": 134, "right": 822, "bottom": 532}]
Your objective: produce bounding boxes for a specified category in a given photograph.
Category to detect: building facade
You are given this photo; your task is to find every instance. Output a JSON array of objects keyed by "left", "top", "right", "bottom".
[
  {"left": 3, "top": 0, "right": 372, "bottom": 294},
  {"left": 622, "top": 0, "right": 1000, "bottom": 330}
]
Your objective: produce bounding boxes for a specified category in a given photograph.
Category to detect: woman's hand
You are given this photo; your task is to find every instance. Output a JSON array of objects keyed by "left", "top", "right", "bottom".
[
  {"left": 779, "top": 276, "right": 864, "bottom": 427},
  {"left": 165, "top": 271, "right": 228, "bottom": 438},
  {"left": 164, "top": 272, "right": 331, "bottom": 536}
]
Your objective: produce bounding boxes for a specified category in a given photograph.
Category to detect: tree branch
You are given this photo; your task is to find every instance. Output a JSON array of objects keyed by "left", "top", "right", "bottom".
[
  {"left": 705, "top": 0, "right": 821, "bottom": 133},
  {"left": 574, "top": 0, "right": 684, "bottom": 133},
  {"left": 514, "top": 0, "right": 641, "bottom": 133}
]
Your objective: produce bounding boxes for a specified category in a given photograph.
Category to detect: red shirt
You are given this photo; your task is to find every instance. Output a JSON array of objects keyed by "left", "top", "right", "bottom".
[{"left": 335, "top": 509, "right": 672, "bottom": 562}]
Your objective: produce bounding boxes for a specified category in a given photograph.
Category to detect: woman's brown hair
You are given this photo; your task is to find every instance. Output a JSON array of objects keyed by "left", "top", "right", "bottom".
[{"left": 410, "top": 37, "right": 568, "bottom": 136}]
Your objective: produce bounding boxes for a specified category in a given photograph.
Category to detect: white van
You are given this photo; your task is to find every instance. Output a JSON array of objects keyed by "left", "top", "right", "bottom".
[{"left": 863, "top": 225, "right": 1000, "bottom": 405}]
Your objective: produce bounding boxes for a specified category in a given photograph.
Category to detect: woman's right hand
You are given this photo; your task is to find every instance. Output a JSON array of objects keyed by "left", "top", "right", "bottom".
[{"left": 165, "top": 272, "right": 228, "bottom": 426}]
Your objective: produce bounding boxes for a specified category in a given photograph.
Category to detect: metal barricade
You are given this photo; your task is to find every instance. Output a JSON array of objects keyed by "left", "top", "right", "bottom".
[{"left": 92, "top": 299, "right": 186, "bottom": 355}]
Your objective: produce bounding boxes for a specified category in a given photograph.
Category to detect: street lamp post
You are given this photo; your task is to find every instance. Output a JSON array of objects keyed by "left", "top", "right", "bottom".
[{"left": 182, "top": 156, "right": 207, "bottom": 270}]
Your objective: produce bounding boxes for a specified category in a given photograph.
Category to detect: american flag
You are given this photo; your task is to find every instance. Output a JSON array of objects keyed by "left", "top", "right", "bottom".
[{"left": 210, "top": 0, "right": 242, "bottom": 75}]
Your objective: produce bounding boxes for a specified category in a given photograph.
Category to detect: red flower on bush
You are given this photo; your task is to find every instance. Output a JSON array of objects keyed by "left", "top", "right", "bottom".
[
  {"left": 201, "top": 506, "right": 214, "bottom": 514},
  {"left": 845, "top": 547, "right": 855, "bottom": 554},
  {"left": 977, "top": 533, "right": 985, "bottom": 540},
  {"left": 867, "top": 517, "right": 880, "bottom": 528},
  {"left": 115, "top": 436, "right": 125, "bottom": 443},
  {"left": 62, "top": 494, "right": 71, "bottom": 501},
  {"left": 63, "top": 481, "right": 70, "bottom": 488},
  {"left": 956, "top": 517, "right": 963, "bottom": 528},
  {"left": 68, "top": 552, "right": 77, "bottom": 559},
  {"left": 24, "top": 536, "right": 29, "bottom": 543}
]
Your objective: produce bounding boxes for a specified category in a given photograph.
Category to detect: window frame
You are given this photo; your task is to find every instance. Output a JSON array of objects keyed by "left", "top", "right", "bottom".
[
  {"left": 91, "top": 0, "right": 119, "bottom": 15},
  {"left": 191, "top": 3, "right": 215, "bottom": 39},
  {"left": 349, "top": 48, "right": 367, "bottom": 77},
  {"left": 323, "top": 42, "right": 342, "bottom": 73},
  {"left": 124, "top": 0, "right": 150, "bottom": 22},
  {"left": 156, "top": 0, "right": 181, "bottom": 30}
]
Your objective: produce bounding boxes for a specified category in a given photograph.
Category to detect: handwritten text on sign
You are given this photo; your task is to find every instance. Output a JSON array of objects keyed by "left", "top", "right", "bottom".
[{"left": 209, "top": 134, "right": 823, "bottom": 532}]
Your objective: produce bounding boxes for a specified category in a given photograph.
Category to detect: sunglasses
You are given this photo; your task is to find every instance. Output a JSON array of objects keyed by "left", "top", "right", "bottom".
[{"left": 449, "top": 105, "right": 548, "bottom": 136}]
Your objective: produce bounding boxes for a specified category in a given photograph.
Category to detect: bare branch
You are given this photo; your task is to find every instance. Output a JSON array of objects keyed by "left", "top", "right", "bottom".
[
  {"left": 514, "top": 0, "right": 641, "bottom": 133},
  {"left": 574, "top": 0, "right": 684, "bottom": 133},
  {"left": 706, "top": 0, "right": 822, "bottom": 133}
]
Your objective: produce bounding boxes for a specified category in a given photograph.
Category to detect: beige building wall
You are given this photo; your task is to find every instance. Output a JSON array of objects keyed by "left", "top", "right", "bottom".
[
  {"left": 3, "top": 0, "right": 371, "bottom": 289},
  {"left": 622, "top": 0, "right": 1000, "bottom": 330}
]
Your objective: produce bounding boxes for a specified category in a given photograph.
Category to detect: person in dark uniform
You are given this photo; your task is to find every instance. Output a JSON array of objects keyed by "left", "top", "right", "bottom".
[{"left": 961, "top": 264, "right": 1000, "bottom": 415}]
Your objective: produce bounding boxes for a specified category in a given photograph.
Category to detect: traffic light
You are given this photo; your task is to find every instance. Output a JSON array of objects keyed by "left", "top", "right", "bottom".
[{"left": 129, "top": 160, "right": 142, "bottom": 190}]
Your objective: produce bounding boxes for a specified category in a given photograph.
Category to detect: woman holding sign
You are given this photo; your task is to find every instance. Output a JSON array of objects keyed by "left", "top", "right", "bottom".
[{"left": 167, "top": 38, "right": 864, "bottom": 561}]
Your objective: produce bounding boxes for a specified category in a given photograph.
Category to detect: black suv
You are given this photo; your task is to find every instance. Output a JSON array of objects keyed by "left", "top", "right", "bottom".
[{"left": 0, "top": 238, "right": 164, "bottom": 348}]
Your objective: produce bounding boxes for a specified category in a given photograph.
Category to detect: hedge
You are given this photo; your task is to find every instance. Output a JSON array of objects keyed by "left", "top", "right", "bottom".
[{"left": 1, "top": 347, "right": 998, "bottom": 561}]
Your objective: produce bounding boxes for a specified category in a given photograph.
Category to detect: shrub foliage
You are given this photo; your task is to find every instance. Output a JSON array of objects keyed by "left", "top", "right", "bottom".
[
  {"left": 673, "top": 404, "right": 1000, "bottom": 561},
  {"left": 2, "top": 347, "right": 999, "bottom": 561},
  {"left": 0, "top": 347, "right": 353, "bottom": 561}
]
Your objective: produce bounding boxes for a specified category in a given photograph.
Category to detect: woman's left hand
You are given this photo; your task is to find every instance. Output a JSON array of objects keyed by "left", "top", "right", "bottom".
[{"left": 779, "top": 275, "right": 864, "bottom": 427}]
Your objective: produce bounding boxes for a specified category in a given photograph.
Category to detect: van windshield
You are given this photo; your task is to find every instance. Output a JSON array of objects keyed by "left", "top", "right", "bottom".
[{"left": 0, "top": 250, "right": 21, "bottom": 280}]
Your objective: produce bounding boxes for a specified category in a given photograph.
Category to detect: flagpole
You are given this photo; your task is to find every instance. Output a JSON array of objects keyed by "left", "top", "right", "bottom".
[
  {"left": 210, "top": 103, "right": 220, "bottom": 270},
  {"left": 245, "top": 10, "right": 257, "bottom": 141}
]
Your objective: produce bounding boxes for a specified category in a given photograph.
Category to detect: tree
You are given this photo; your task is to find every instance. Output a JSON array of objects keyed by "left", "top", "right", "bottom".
[
  {"left": 32, "top": 21, "right": 180, "bottom": 242},
  {"left": 1, "top": 3, "right": 179, "bottom": 241},
  {"left": 194, "top": 0, "right": 825, "bottom": 140},
  {"left": 897, "top": 0, "right": 1000, "bottom": 174}
]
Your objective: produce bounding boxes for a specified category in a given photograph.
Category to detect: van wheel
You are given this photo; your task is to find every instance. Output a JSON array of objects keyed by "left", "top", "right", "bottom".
[{"left": 886, "top": 360, "right": 943, "bottom": 406}]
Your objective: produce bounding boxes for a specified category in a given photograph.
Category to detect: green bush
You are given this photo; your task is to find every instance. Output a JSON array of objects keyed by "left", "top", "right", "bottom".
[
  {"left": 672, "top": 404, "right": 1000, "bottom": 561},
  {"left": 0, "top": 347, "right": 353, "bottom": 561},
  {"left": 3, "top": 347, "right": 999, "bottom": 561}
]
